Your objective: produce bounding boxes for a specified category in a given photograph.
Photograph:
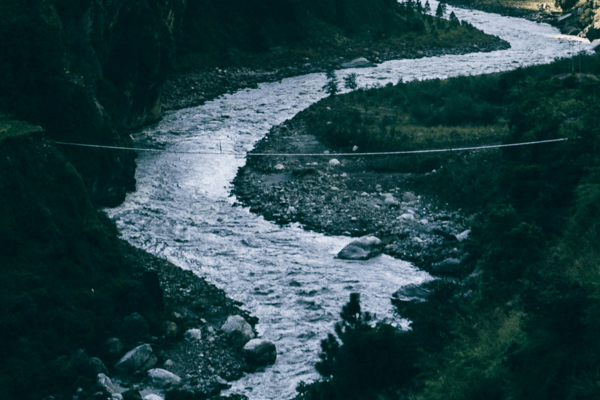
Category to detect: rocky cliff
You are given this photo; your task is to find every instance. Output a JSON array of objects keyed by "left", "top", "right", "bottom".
[{"left": 0, "top": 0, "right": 186, "bottom": 206}]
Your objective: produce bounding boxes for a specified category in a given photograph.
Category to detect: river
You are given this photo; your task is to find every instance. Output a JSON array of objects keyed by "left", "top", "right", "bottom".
[{"left": 107, "top": 3, "right": 593, "bottom": 399}]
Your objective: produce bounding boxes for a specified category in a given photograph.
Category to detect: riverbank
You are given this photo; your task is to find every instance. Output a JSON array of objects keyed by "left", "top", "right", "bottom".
[
  {"left": 446, "top": 0, "right": 600, "bottom": 39},
  {"left": 117, "top": 241, "right": 255, "bottom": 399},
  {"left": 162, "top": 23, "right": 509, "bottom": 111},
  {"left": 232, "top": 119, "right": 474, "bottom": 278},
  {"left": 0, "top": 127, "right": 264, "bottom": 400}
]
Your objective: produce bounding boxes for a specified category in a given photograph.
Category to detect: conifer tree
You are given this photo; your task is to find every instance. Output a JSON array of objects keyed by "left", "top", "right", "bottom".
[
  {"left": 416, "top": 0, "right": 424, "bottom": 14},
  {"left": 424, "top": 0, "right": 432, "bottom": 14},
  {"left": 344, "top": 73, "right": 358, "bottom": 90},
  {"left": 435, "top": 2, "right": 446, "bottom": 17},
  {"left": 323, "top": 69, "right": 339, "bottom": 97},
  {"left": 449, "top": 11, "right": 459, "bottom": 25}
]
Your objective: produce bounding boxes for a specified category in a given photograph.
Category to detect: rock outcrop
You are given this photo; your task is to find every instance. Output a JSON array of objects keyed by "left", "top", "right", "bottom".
[{"left": 0, "top": 0, "right": 186, "bottom": 206}]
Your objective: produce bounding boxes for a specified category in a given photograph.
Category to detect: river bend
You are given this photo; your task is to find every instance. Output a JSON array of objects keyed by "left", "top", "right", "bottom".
[{"left": 108, "top": 4, "right": 593, "bottom": 399}]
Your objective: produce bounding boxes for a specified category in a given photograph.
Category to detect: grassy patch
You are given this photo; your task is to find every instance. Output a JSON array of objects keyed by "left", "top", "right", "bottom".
[{"left": 0, "top": 115, "right": 43, "bottom": 143}]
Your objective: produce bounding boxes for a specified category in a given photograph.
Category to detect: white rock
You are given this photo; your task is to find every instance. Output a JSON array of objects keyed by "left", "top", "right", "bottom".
[
  {"left": 413, "top": 237, "right": 424, "bottom": 243},
  {"left": 331, "top": 186, "right": 339, "bottom": 191},
  {"left": 383, "top": 194, "right": 400, "bottom": 207},
  {"left": 242, "top": 339, "right": 277, "bottom": 365},
  {"left": 115, "top": 344, "right": 156, "bottom": 373},
  {"left": 352, "top": 145, "right": 359, "bottom": 152},
  {"left": 456, "top": 229, "right": 471, "bottom": 241},
  {"left": 323, "top": 150, "right": 330, "bottom": 154},
  {"left": 97, "top": 373, "right": 118, "bottom": 395},
  {"left": 341, "top": 173, "right": 348, "bottom": 177},
  {"left": 148, "top": 368, "right": 182, "bottom": 388},
  {"left": 274, "top": 164, "right": 285, "bottom": 170},
  {"left": 337, "top": 236, "right": 383, "bottom": 260},
  {"left": 341, "top": 57, "right": 377, "bottom": 69},
  {"left": 287, "top": 206, "right": 297, "bottom": 214},
  {"left": 329, "top": 158, "right": 340, "bottom": 166},
  {"left": 184, "top": 329, "right": 202, "bottom": 341},
  {"left": 360, "top": 192, "right": 369, "bottom": 197},
  {"left": 112, "top": 395, "right": 123, "bottom": 400},
  {"left": 221, "top": 315, "right": 254, "bottom": 344},
  {"left": 163, "top": 360, "right": 174, "bottom": 368},
  {"left": 400, "top": 213, "right": 415, "bottom": 220},
  {"left": 143, "top": 395, "right": 164, "bottom": 400},
  {"left": 420, "top": 219, "right": 429, "bottom": 225}
]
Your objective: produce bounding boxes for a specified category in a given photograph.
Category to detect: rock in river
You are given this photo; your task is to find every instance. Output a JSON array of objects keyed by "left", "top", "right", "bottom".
[
  {"left": 221, "top": 315, "right": 255, "bottom": 345},
  {"left": 393, "top": 283, "right": 433, "bottom": 303},
  {"left": 337, "top": 236, "right": 384, "bottom": 260},
  {"left": 341, "top": 57, "right": 377, "bottom": 69},
  {"left": 243, "top": 339, "right": 277, "bottom": 366}
]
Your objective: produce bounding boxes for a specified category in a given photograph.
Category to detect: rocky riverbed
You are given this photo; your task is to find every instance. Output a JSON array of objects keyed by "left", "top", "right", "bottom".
[
  {"left": 62, "top": 242, "right": 273, "bottom": 400},
  {"left": 232, "top": 120, "right": 475, "bottom": 279}
]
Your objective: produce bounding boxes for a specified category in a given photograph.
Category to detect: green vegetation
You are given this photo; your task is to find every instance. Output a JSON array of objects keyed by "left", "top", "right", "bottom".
[
  {"left": 295, "top": 55, "right": 600, "bottom": 400},
  {"left": 175, "top": 0, "right": 504, "bottom": 70},
  {"left": 0, "top": 132, "right": 166, "bottom": 399},
  {"left": 0, "top": 115, "right": 43, "bottom": 143}
]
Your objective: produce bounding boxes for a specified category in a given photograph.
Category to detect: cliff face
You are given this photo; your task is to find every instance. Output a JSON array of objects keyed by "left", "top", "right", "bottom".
[{"left": 0, "top": 0, "right": 186, "bottom": 206}]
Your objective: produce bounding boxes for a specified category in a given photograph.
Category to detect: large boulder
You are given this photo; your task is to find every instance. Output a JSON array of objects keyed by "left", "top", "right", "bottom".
[
  {"left": 242, "top": 339, "right": 277, "bottom": 366},
  {"left": 221, "top": 315, "right": 255, "bottom": 346},
  {"left": 341, "top": 57, "right": 377, "bottom": 69},
  {"left": 114, "top": 344, "right": 157, "bottom": 374},
  {"left": 148, "top": 368, "right": 182, "bottom": 388},
  {"left": 337, "top": 236, "right": 384, "bottom": 260},
  {"left": 393, "top": 284, "right": 432, "bottom": 303}
]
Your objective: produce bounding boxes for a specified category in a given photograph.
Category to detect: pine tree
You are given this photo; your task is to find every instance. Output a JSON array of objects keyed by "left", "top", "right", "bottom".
[
  {"left": 435, "top": 2, "right": 446, "bottom": 17},
  {"left": 449, "top": 11, "right": 459, "bottom": 25},
  {"left": 343, "top": 73, "right": 358, "bottom": 90},
  {"left": 424, "top": 0, "right": 431, "bottom": 14},
  {"left": 323, "top": 69, "right": 339, "bottom": 97},
  {"left": 416, "top": 0, "right": 424, "bottom": 13}
]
